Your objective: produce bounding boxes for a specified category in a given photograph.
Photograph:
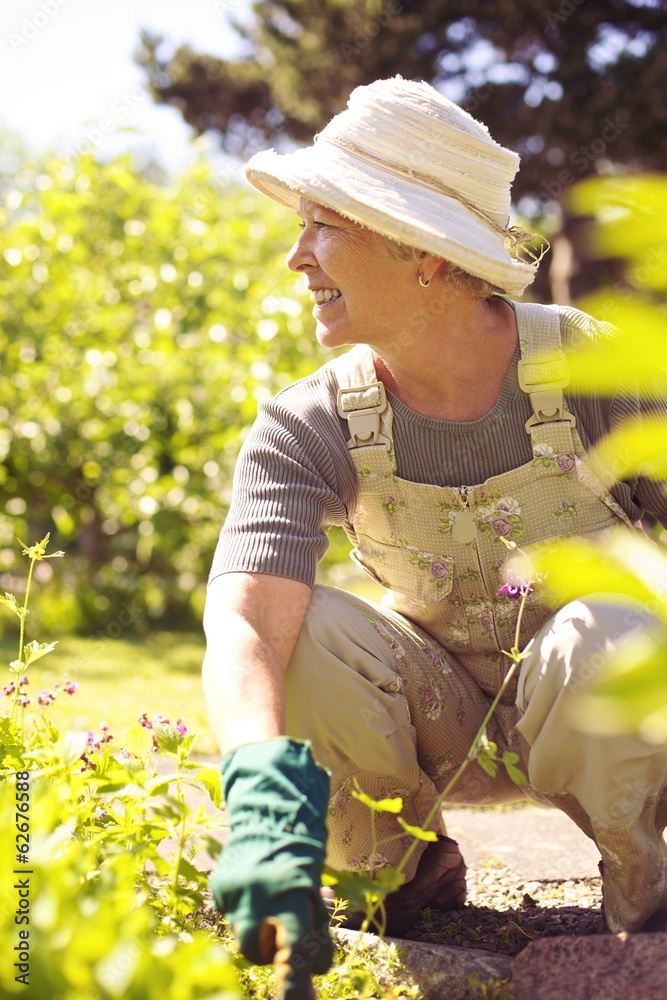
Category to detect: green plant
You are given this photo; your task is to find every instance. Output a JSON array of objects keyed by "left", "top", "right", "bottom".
[{"left": 0, "top": 536, "right": 241, "bottom": 998}]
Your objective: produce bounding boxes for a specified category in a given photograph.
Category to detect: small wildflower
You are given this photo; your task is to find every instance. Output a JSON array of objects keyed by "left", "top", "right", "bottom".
[
  {"left": 37, "top": 690, "right": 56, "bottom": 707},
  {"left": 99, "top": 723, "right": 113, "bottom": 744},
  {"left": 62, "top": 678, "right": 78, "bottom": 695},
  {"left": 138, "top": 712, "right": 152, "bottom": 730},
  {"left": 498, "top": 582, "right": 534, "bottom": 599},
  {"left": 94, "top": 806, "right": 108, "bottom": 821},
  {"left": 79, "top": 752, "right": 97, "bottom": 772},
  {"left": 153, "top": 713, "right": 169, "bottom": 725},
  {"left": 19, "top": 675, "right": 29, "bottom": 687},
  {"left": 1, "top": 681, "right": 16, "bottom": 697},
  {"left": 175, "top": 718, "right": 187, "bottom": 736},
  {"left": 17, "top": 694, "right": 29, "bottom": 708},
  {"left": 17, "top": 533, "right": 65, "bottom": 561}
]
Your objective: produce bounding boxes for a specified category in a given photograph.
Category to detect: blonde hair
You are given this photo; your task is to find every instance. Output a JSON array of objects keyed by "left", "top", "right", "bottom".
[{"left": 384, "top": 236, "right": 503, "bottom": 299}]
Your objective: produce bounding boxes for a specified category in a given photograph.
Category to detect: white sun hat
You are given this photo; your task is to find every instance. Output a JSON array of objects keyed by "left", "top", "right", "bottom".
[{"left": 244, "top": 76, "right": 539, "bottom": 296}]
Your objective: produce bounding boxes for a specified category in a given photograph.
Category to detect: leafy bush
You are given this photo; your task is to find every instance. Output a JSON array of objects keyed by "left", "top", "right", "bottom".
[{"left": 0, "top": 152, "right": 336, "bottom": 635}]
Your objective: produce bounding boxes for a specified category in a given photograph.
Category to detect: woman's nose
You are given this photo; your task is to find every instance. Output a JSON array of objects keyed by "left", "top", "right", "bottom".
[{"left": 287, "top": 230, "right": 316, "bottom": 273}]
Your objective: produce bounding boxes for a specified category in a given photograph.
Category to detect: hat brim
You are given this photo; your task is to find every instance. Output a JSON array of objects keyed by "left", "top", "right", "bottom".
[{"left": 244, "top": 144, "right": 535, "bottom": 296}]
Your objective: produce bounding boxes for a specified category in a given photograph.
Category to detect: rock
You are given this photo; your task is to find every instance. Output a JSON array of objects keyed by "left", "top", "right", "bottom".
[
  {"left": 513, "top": 932, "right": 667, "bottom": 1000},
  {"left": 333, "top": 927, "right": 512, "bottom": 999}
]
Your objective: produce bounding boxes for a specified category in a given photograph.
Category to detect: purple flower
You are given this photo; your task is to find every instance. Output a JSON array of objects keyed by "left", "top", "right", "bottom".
[
  {"left": 556, "top": 453, "right": 575, "bottom": 473},
  {"left": 138, "top": 712, "right": 152, "bottom": 730},
  {"left": 498, "top": 583, "right": 534, "bottom": 600},
  {"left": 63, "top": 679, "right": 79, "bottom": 695},
  {"left": 175, "top": 718, "right": 187, "bottom": 736},
  {"left": 491, "top": 518, "right": 513, "bottom": 537},
  {"left": 37, "top": 690, "right": 56, "bottom": 707},
  {"left": 422, "top": 684, "right": 437, "bottom": 705},
  {"left": 430, "top": 560, "right": 450, "bottom": 579}
]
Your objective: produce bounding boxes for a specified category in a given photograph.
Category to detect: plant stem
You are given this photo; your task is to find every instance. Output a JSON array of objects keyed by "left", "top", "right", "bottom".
[
  {"left": 395, "top": 589, "right": 529, "bottom": 878},
  {"left": 10, "top": 553, "right": 36, "bottom": 725}
]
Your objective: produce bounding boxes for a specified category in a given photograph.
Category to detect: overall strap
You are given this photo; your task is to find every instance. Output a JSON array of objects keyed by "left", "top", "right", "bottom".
[
  {"left": 331, "top": 345, "right": 396, "bottom": 475},
  {"left": 515, "top": 301, "right": 577, "bottom": 454}
]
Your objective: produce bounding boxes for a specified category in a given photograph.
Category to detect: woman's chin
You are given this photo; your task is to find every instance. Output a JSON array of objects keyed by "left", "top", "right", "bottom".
[{"left": 314, "top": 320, "right": 352, "bottom": 350}]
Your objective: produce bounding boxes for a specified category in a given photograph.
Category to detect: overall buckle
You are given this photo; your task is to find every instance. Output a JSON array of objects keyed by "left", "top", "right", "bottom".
[
  {"left": 518, "top": 358, "right": 576, "bottom": 431},
  {"left": 337, "top": 382, "right": 391, "bottom": 450}
]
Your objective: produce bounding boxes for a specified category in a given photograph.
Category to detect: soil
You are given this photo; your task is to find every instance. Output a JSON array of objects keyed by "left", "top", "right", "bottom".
[{"left": 407, "top": 858, "right": 606, "bottom": 956}]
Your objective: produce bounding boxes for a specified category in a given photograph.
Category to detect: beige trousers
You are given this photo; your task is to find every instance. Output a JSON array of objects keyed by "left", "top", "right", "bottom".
[{"left": 285, "top": 586, "right": 667, "bottom": 932}]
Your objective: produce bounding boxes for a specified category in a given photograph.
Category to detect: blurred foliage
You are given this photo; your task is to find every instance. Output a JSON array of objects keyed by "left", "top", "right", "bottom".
[
  {"left": 0, "top": 152, "right": 338, "bottom": 635},
  {"left": 532, "top": 172, "right": 667, "bottom": 741},
  {"left": 137, "top": 0, "right": 667, "bottom": 206}
]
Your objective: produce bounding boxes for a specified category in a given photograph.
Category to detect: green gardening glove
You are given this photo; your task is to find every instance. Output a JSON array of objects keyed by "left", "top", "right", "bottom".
[{"left": 210, "top": 738, "right": 333, "bottom": 1000}]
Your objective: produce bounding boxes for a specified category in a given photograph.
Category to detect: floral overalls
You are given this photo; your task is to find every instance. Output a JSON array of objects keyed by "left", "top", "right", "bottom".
[
  {"left": 286, "top": 301, "right": 667, "bottom": 928},
  {"left": 332, "top": 301, "right": 633, "bottom": 703}
]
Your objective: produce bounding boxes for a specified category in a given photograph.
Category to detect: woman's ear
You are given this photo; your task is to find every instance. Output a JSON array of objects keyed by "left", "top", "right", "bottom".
[{"left": 418, "top": 255, "right": 448, "bottom": 285}]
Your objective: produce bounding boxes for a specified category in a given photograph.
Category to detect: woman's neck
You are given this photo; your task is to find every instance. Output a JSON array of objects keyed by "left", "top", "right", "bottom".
[{"left": 372, "top": 295, "right": 518, "bottom": 422}]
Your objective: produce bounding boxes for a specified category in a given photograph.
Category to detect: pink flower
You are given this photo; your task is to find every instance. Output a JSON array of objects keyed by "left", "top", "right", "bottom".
[
  {"left": 138, "top": 712, "right": 152, "bottom": 730},
  {"left": 491, "top": 518, "right": 513, "bottom": 537},
  {"left": 430, "top": 560, "right": 450, "bottom": 579},
  {"left": 17, "top": 694, "right": 29, "bottom": 708},
  {"left": 19, "top": 676, "right": 29, "bottom": 687},
  {"left": 63, "top": 679, "right": 78, "bottom": 695},
  {"left": 495, "top": 497, "right": 521, "bottom": 515},
  {"left": 420, "top": 684, "right": 442, "bottom": 720},
  {"left": 37, "top": 690, "right": 56, "bottom": 706},
  {"left": 556, "top": 453, "right": 575, "bottom": 473},
  {"left": 498, "top": 583, "right": 534, "bottom": 599},
  {"left": 175, "top": 718, "right": 187, "bottom": 736},
  {"left": 1, "top": 682, "right": 15, "bottom": 697}
]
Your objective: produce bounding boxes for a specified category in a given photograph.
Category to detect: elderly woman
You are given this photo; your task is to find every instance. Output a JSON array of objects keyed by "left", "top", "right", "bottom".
[{"left": 203, "top": 77, "right": 667, "bottom": 992}]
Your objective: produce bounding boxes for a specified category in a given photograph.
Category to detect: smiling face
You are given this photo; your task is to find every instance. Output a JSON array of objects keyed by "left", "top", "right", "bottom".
[{"left": 286, "top": 198, "right": 424, "bottom": 350}]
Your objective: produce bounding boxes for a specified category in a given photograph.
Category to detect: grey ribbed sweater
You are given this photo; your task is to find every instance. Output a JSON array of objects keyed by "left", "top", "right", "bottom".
[{"left": 209, "top": 305, "right": 667, "bottom": 587}]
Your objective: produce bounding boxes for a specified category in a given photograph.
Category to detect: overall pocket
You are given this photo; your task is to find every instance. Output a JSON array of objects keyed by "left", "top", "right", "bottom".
[{"left": 351, "top": 533, "right": 455, "bottom": 604}]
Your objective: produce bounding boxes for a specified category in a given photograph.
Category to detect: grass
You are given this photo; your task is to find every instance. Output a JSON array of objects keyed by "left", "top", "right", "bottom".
[
  {"left": 0, "top": 630, "right": 219, "bottom": 755},
  {"left": 0, "top": 563, "right": 386, "bottom": 760}
]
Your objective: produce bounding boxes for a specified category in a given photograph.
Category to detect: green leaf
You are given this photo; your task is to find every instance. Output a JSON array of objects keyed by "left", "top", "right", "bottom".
[
  {"left": 0, "top": 592, "right": 21, "bottom": 617},
  {"left": 502, "top": 751, "right": 528, "bottom": 786},
  {"left": 322, "top": 866, "right": 396, "bottom": 908},
  {"left": 122, "top": 724, "right": 154, "bottom": 758},
  {"left": 59, "top": 731, "right": 89, "bottom": 768},
  {"left": 592, "top": 414, "right": 667, "bottom": 481},
  {"left": 177, "top": 856, "right": 206, "bottom": 882},
  {"left": 569, "top": 633, "right": 667, "bottom": 744},
  {"left": 351, "top": 789, "right": 403, "bottom": 813},
  {"left": 192, "top": 765, "right": 222, "bottom": 808},
  {"left": 397, "top": 817, "right": 438, "bottom": 842},
  {"left": 565, "top": 296, "right": 667, "bottom": 396},
  {"left": 476, "top": 755, "right": 498, "bottom": 778},
  {"left": 531, "top": 532, "right": 666, "bottom": 622},
  {"left": 23, "top": 639, "right": 58, "bottom": 666}
]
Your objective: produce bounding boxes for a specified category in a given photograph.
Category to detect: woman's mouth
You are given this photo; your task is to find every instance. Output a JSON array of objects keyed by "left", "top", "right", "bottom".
[{"left": 310, "top": 288, "right": 342, "bottom": 308}]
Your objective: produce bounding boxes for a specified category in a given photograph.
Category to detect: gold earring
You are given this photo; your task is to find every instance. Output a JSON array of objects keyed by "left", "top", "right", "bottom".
[{"left": 418, "top": 274, "right": 430, "bottom": 288}]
